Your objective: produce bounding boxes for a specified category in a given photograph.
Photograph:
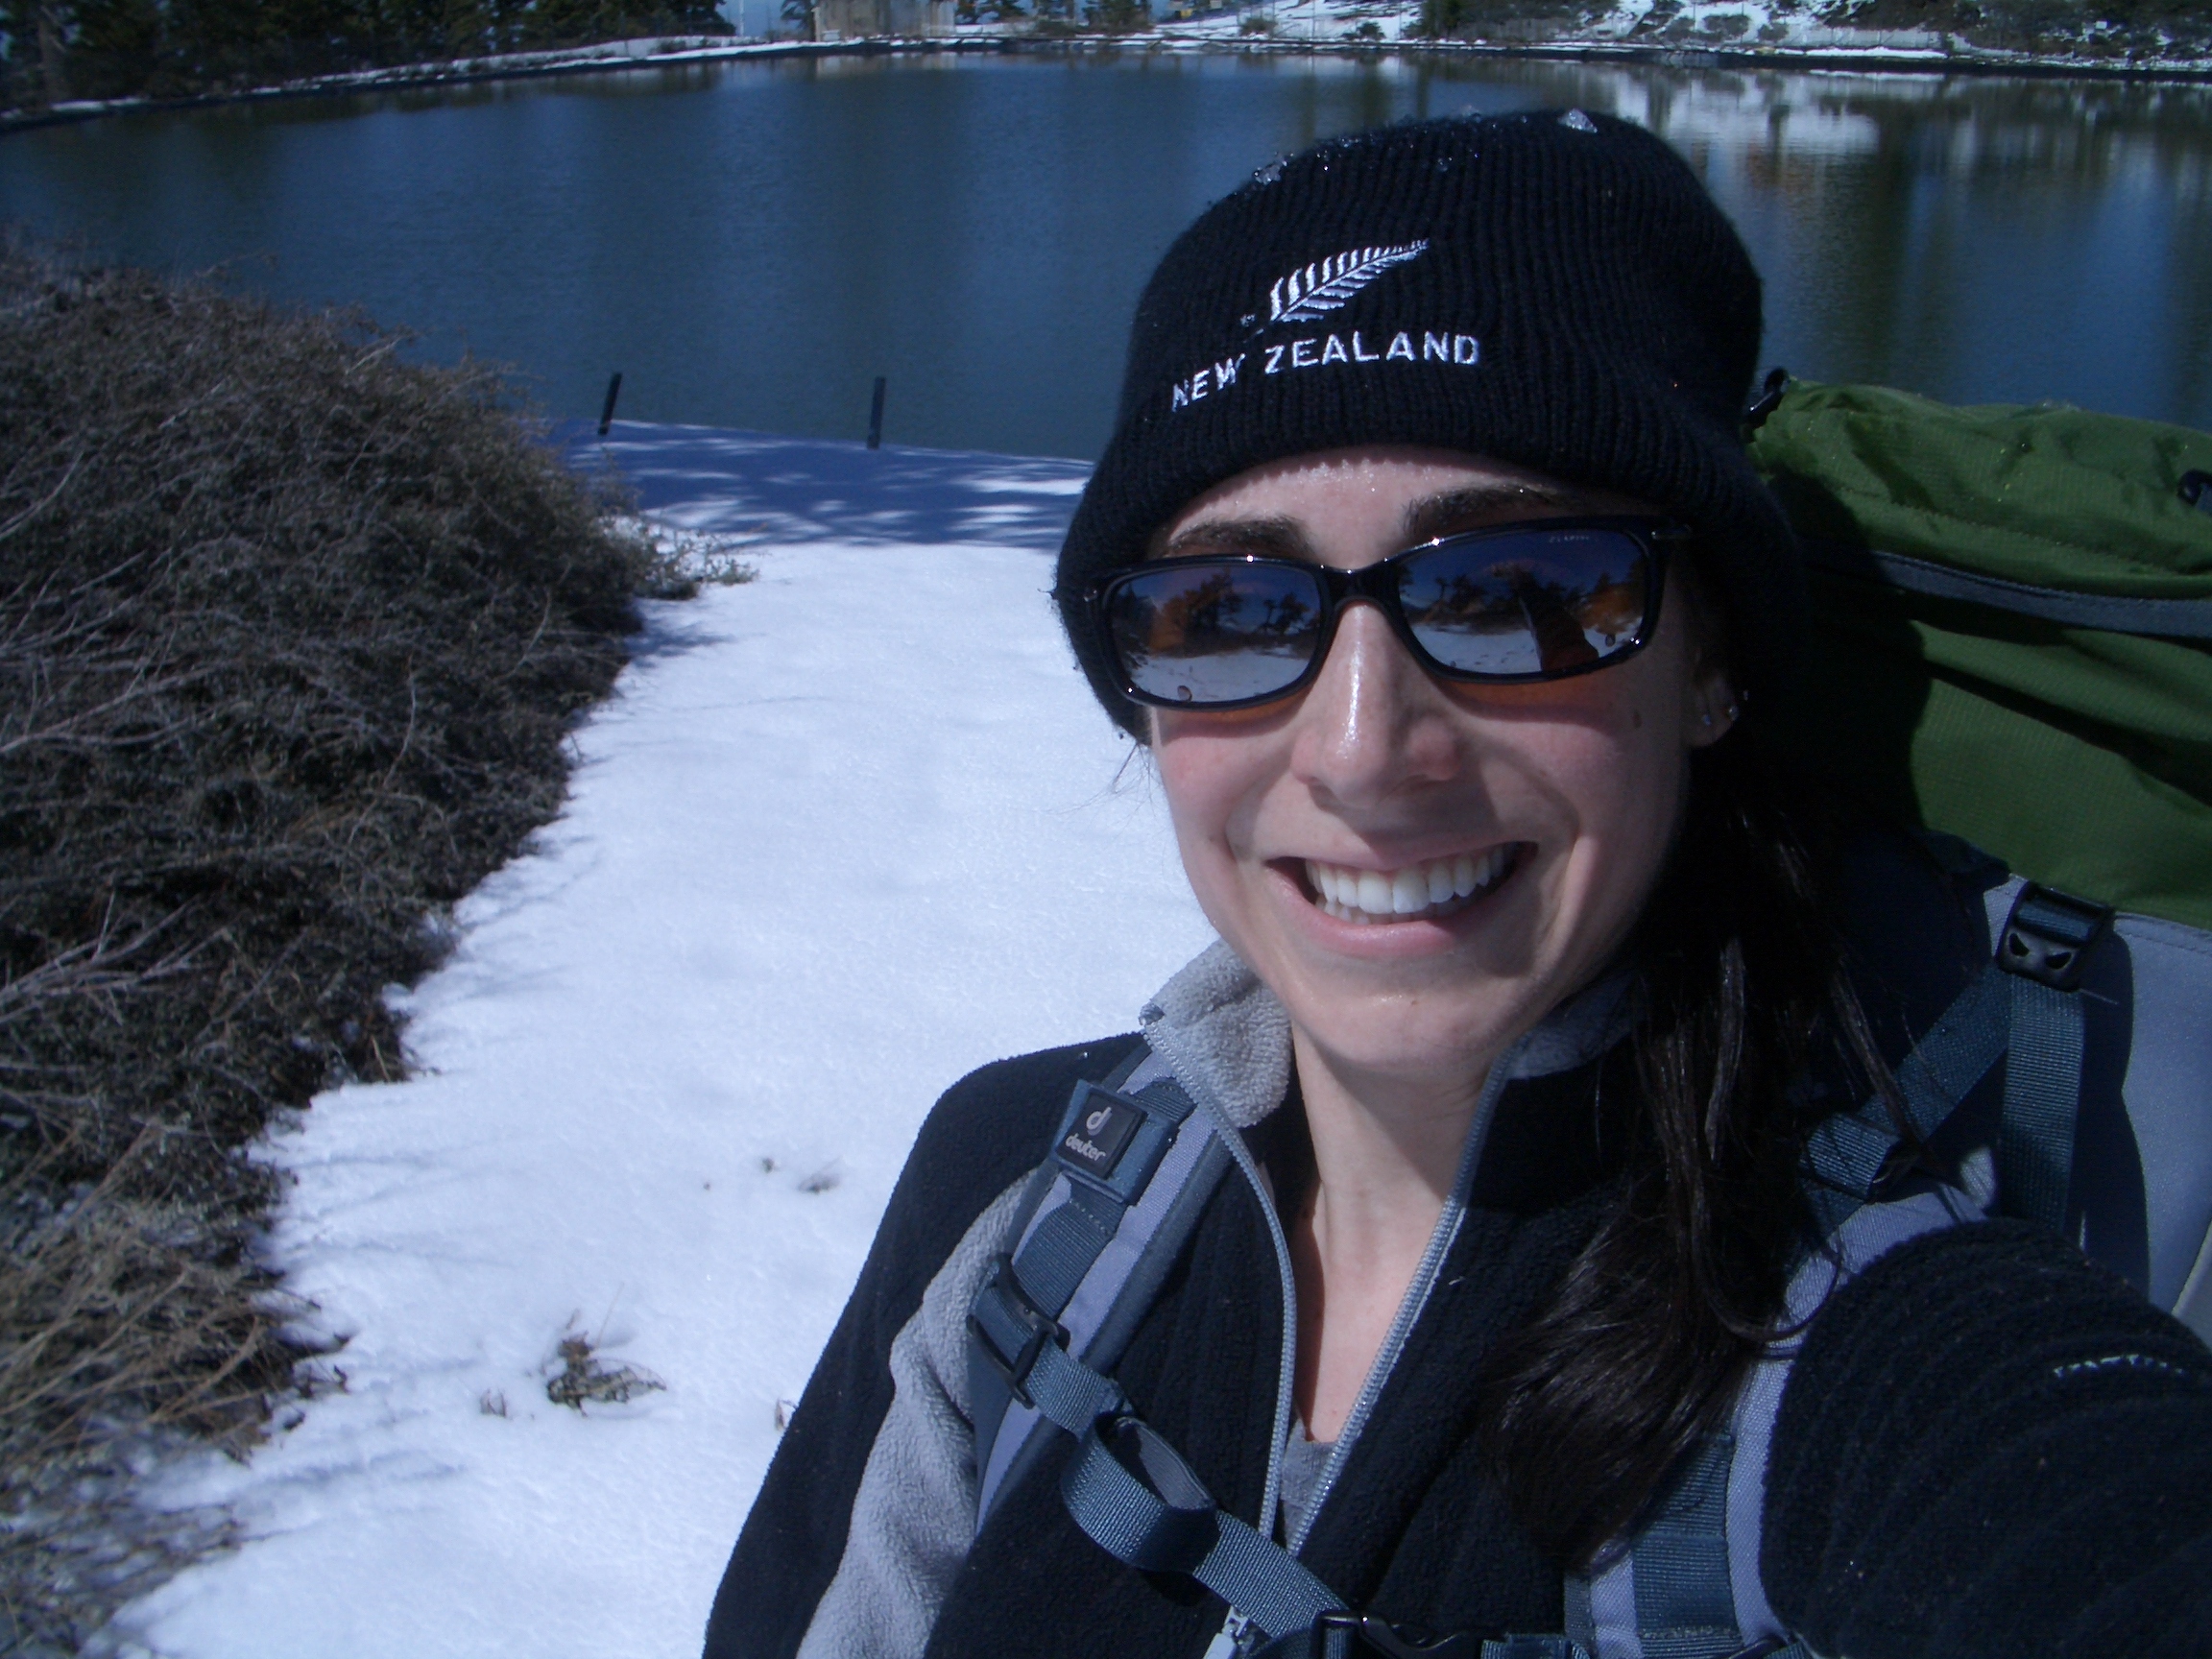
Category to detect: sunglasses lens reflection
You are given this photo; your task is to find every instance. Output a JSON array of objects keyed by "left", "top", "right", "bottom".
[
  {"left": 1101, "top": 525, "right": 1657, "bottom": 708},
  {"left": 1400, "top": 528, "right": 1653, "bottom": 678},
  {"left": 1105, "top": 563, "right": 1326, "bottom": 705}
]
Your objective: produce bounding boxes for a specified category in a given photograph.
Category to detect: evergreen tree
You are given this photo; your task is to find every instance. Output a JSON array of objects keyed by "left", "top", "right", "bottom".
[
  {"left": 0, "top": 2, "right": 78, "bottom": 105},
  {"left": 0, "top": 0, "right": 731, "bottom": 108}
]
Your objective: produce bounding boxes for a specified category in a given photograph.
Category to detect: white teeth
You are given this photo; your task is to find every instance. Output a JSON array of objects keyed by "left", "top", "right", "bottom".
[
  {"left": 1391, "top": 869, "right": 1426, "bottom": 913},
  {"left": 1300, "top": 845, "right": 1521, "bottom": 925}
]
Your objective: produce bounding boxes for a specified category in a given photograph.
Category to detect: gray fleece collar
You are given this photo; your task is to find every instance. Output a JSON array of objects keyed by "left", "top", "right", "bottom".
[{"left": 1138, "top": 938, "right": 1637, "bottom": 1130}]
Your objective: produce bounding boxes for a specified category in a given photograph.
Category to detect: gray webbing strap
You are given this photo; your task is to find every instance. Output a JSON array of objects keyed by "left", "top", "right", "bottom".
[
  {"left": 973, "top": 1067, "right": 1240, "bottom": 1524},
  {"left": 1568, "top": 1436, "right": 1738, "bottom": 1659},
  {"left": 1259, "top": 1617, "right": 1594, "bottom": 1659},
  {"left": 1062, "top": 1414, "right": 1342, "bottom": 1645},
  {"left": 1806, "top": 873, "right": 2113, "bottom": 1238},
  {"left": 2000, "top": 974, "right": 2084, "bottom": 1231},
  {"left": 967, "top": 1049, "right": 1152, "bottom": 1503},
  {"left": 1994, "top": 883, "right": 2111, "bottom": 1231},
  {"left": 966, "top": 1067, "right": 1354, "bottom": 1648},
  {"left": 1018, "top": 1337, "right": 1126, "bottom": 1437},
  {"left": 1626, "top": 1433, "right": 1742, "bottom": 1659},
  {"left": 1002, "top": 1072, "right": 1199, "bottom": 1327},
  {"left": 1893, "top": 960, "right": 2014, "bottom": 1140},
  {"left": 1801, "top": 957, "right": 2013, "bottom": 1234},
  {"left": 968, "top": 1070, "right": 1196, "bottom": 1477},
  {"left": 1014, "top": 1182, "right": 1133, "bottom": 1312}
]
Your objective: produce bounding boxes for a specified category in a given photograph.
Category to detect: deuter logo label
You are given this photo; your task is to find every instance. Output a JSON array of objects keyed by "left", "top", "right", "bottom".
[{"left": 1057, "top": 1090, "right": 1142, "bottom": 1178}]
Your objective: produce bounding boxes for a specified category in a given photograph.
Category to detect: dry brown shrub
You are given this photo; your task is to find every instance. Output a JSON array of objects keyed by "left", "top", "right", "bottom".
[
  {"left": 0, "top": 1127, "right": 266, "bottom": 1652},
  {"left": 0, "top": 240, "right": 663, "bottom": 1649}
]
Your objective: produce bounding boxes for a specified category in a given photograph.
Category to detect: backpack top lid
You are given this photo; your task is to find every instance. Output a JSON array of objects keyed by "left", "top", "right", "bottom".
[
  {"left": 1750, "top": 378, "right": 2212, "bottom": 597},
  {"left": 1748, "top": 379, "right": 2212, "bottom": 932}
]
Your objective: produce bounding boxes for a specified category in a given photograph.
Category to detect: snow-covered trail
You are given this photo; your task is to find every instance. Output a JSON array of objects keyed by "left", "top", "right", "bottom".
[{"left": 117, "top": 431, "right": 1214, "bottom": 1658}]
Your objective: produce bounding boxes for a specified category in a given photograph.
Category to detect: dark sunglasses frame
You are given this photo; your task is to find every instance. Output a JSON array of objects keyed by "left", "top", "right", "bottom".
[{"left": 1087, "top": 516, "right": 1690, "bottom": 712}]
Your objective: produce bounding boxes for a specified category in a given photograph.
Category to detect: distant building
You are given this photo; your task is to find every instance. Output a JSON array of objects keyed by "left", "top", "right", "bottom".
[{"left": 812, "top": 0, "right": 956, "bottom": 36}]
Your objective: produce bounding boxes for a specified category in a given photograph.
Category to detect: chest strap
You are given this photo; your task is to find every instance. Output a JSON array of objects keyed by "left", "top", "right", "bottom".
[
  {"left": 967, "top": 1068, "right": 1344, "bottom": 1644},
  {"left": 968, "top": 1068, "right": 1602, "bottom": 1659},
  {"left": 980, "top": 873, "right": 2107, "bottom": 1659}
]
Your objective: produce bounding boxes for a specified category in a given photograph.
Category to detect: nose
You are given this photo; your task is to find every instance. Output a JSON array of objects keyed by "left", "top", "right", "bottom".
[{"left": 1288, "top": 602, "right": 1461, "bottom": 810}]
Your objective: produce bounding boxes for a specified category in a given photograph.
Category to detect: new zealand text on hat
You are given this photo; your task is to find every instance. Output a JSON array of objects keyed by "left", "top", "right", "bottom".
[{"left": 1053, "top": 109, "right": 1802, "bottom": 734}]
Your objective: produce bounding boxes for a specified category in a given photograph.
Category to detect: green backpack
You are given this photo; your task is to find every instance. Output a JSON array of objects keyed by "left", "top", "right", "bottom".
[{"left": 1746, "top": 378, "right": 2212, "bottom": 931}]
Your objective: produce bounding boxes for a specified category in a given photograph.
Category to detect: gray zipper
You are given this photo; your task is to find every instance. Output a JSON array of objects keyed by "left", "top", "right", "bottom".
[
  {"left": 1191, "top": 1039, "right": 1528, "bottom": 1658},
  {"left": 1199, "top": 1091, "right": 1303, "bottom": 1546},
  {"left": 1284, "top": 1036, "right": 1527, "bottom": 1556}
]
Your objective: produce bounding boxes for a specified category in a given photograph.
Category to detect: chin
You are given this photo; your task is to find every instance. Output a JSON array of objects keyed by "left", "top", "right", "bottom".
[{"left": 1286, "top": 979, "right": 1543, "bottom": 1084}]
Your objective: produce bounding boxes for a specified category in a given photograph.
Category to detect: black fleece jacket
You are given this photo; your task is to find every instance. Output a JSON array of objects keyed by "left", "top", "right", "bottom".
[{"left": 702, "top": 1038, "right": 2212, "bottom": 1659}]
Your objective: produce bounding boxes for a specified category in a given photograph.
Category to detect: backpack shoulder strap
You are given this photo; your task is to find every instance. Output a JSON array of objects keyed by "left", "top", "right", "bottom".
[
  {"left": 964, "top": 1058, "right": 1359, "bottom": 1652},
  {"left": 1562, "top": 854, "right": 2104, "bottom": 1659},
  {"left": 968, "top": 1046, "right": 1235, "bottom": 1524},
  {"left": 1565, "top": 1183, "right": 1979, "bottom": 1659},
  {"left": 1806, "top": 863, "right": 2113, "bottom": 1238},
  {"left": 2118, "top": 908, "right": 2212, "bottom": 1337}
]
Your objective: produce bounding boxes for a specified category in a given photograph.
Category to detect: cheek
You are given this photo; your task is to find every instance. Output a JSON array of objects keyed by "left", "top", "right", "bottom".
[
  {"left": 1151, "top": 735, "right": 1271, "bottom": 948},
  {"left": 1538, "top": 674, "right": 1694, "bottom": 912},
  {"left": 1152, "top": 723, "right": 1262, "bottom": 865}
]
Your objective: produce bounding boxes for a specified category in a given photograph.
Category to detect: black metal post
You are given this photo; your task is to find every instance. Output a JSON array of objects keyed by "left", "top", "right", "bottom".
[
  {"left": 597, "top": 372, "right": 624, "bottom": 437},
  {"left": 867, "top": 376, "right": 886, "bottom": 450}
]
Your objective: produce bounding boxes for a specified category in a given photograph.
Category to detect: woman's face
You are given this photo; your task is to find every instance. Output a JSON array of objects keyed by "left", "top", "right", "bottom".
[{"left": 1149, "top": 446, "right": 1734, "bottom": 1093}]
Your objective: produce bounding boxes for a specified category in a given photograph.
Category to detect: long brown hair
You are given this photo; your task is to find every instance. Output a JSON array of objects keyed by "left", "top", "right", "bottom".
[{"left": 1476, "top": 731, "right": 1894, "bottom": 1567}]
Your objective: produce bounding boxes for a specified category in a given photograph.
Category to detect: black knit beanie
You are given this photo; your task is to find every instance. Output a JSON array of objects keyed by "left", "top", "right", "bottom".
[{"left": 1053, "top": 109, "right": 1801, "bottom": 736}]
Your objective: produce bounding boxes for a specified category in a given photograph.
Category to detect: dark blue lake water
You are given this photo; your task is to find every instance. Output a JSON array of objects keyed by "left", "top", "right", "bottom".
[{"left": 5, "top": 50, "right": 2208, "bottom": 454}]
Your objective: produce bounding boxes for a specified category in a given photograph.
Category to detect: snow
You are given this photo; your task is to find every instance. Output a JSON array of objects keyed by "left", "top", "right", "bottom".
[
  {"left": 109, "top": 430, "right": 1215, "bottom": 1659},
  {"left": 16, "top": 11, "right": 2209, "bottom": 140}
]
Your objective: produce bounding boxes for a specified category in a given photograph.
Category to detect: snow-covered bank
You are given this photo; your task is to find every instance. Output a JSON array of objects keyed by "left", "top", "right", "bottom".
[
  {"left": 0, "top": 35, "right": 1002, "bottom": 133},
  {"left": 9, "top": 9, "right": 2209, "bottom": 135},
  {"left": 1096, "top": 0, "right": 2212, "bottom": 81},
  {"left": 108, "top": 430, "right": 1214, "bottom": 1659}
]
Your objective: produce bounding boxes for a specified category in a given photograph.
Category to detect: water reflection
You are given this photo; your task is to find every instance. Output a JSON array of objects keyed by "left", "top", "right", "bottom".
[
  {"left": 1604, "top": 70, "right": 2212, "bottom": 424},
  {"left": 2, "top": 51, "right": 2205, "bottom": 454}
]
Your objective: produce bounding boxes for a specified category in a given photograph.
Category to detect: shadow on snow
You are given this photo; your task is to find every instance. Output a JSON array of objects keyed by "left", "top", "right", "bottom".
[{"left": 557, "top": 421, "right": 1092, "bottom": 554}]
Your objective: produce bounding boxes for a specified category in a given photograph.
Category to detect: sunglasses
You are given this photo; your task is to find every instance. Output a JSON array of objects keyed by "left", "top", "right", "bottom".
[{"left": 1088, "top": 517, "right": 1687, "bottom": 711}]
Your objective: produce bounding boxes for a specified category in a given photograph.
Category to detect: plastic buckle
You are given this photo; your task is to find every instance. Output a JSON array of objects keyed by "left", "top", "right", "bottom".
[
  {"left": 1998, "top": 883, "right": 2113, "bottom": 992},
  {"left": 966, "top": 1254, "right": 1066, "bottom": 1407},
  {"left": 1310, "top": 1613, "right": 1477, "bottom": 1659},
  {"left": 1742, "top": 365, "right": 1789, "bottom": 431}
]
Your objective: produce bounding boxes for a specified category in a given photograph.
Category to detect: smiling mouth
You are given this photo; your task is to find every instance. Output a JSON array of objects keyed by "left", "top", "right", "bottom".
[{"left": 1301, "top": 844, "right": 1526, "bottom": 926}]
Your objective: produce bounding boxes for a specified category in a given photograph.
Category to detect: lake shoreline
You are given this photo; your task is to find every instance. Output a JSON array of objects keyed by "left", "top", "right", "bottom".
[{"left": 6, "top": 23, "right": 2211, "bottom": 133}]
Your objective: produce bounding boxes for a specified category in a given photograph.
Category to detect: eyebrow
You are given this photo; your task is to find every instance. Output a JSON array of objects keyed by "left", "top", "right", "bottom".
[
  {"left": 1156, "top": 515, "right": 1315, "bottom": 561},
  {"left": 1153, "top": 480, "right": 1597, "bottom": 565},
  {"left": 1402, "top": 482, "right": 1588, "bottom": 542}
]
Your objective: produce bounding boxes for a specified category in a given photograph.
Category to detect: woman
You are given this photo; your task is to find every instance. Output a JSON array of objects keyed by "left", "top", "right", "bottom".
[{"left": 706, "top": 113, "right": 2212, "bottom": 1659}]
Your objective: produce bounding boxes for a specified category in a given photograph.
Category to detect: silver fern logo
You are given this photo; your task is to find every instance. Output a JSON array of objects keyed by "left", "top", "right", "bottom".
[{"left": 1267, "top": 241, "right": 1430, "bottom": 326}]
